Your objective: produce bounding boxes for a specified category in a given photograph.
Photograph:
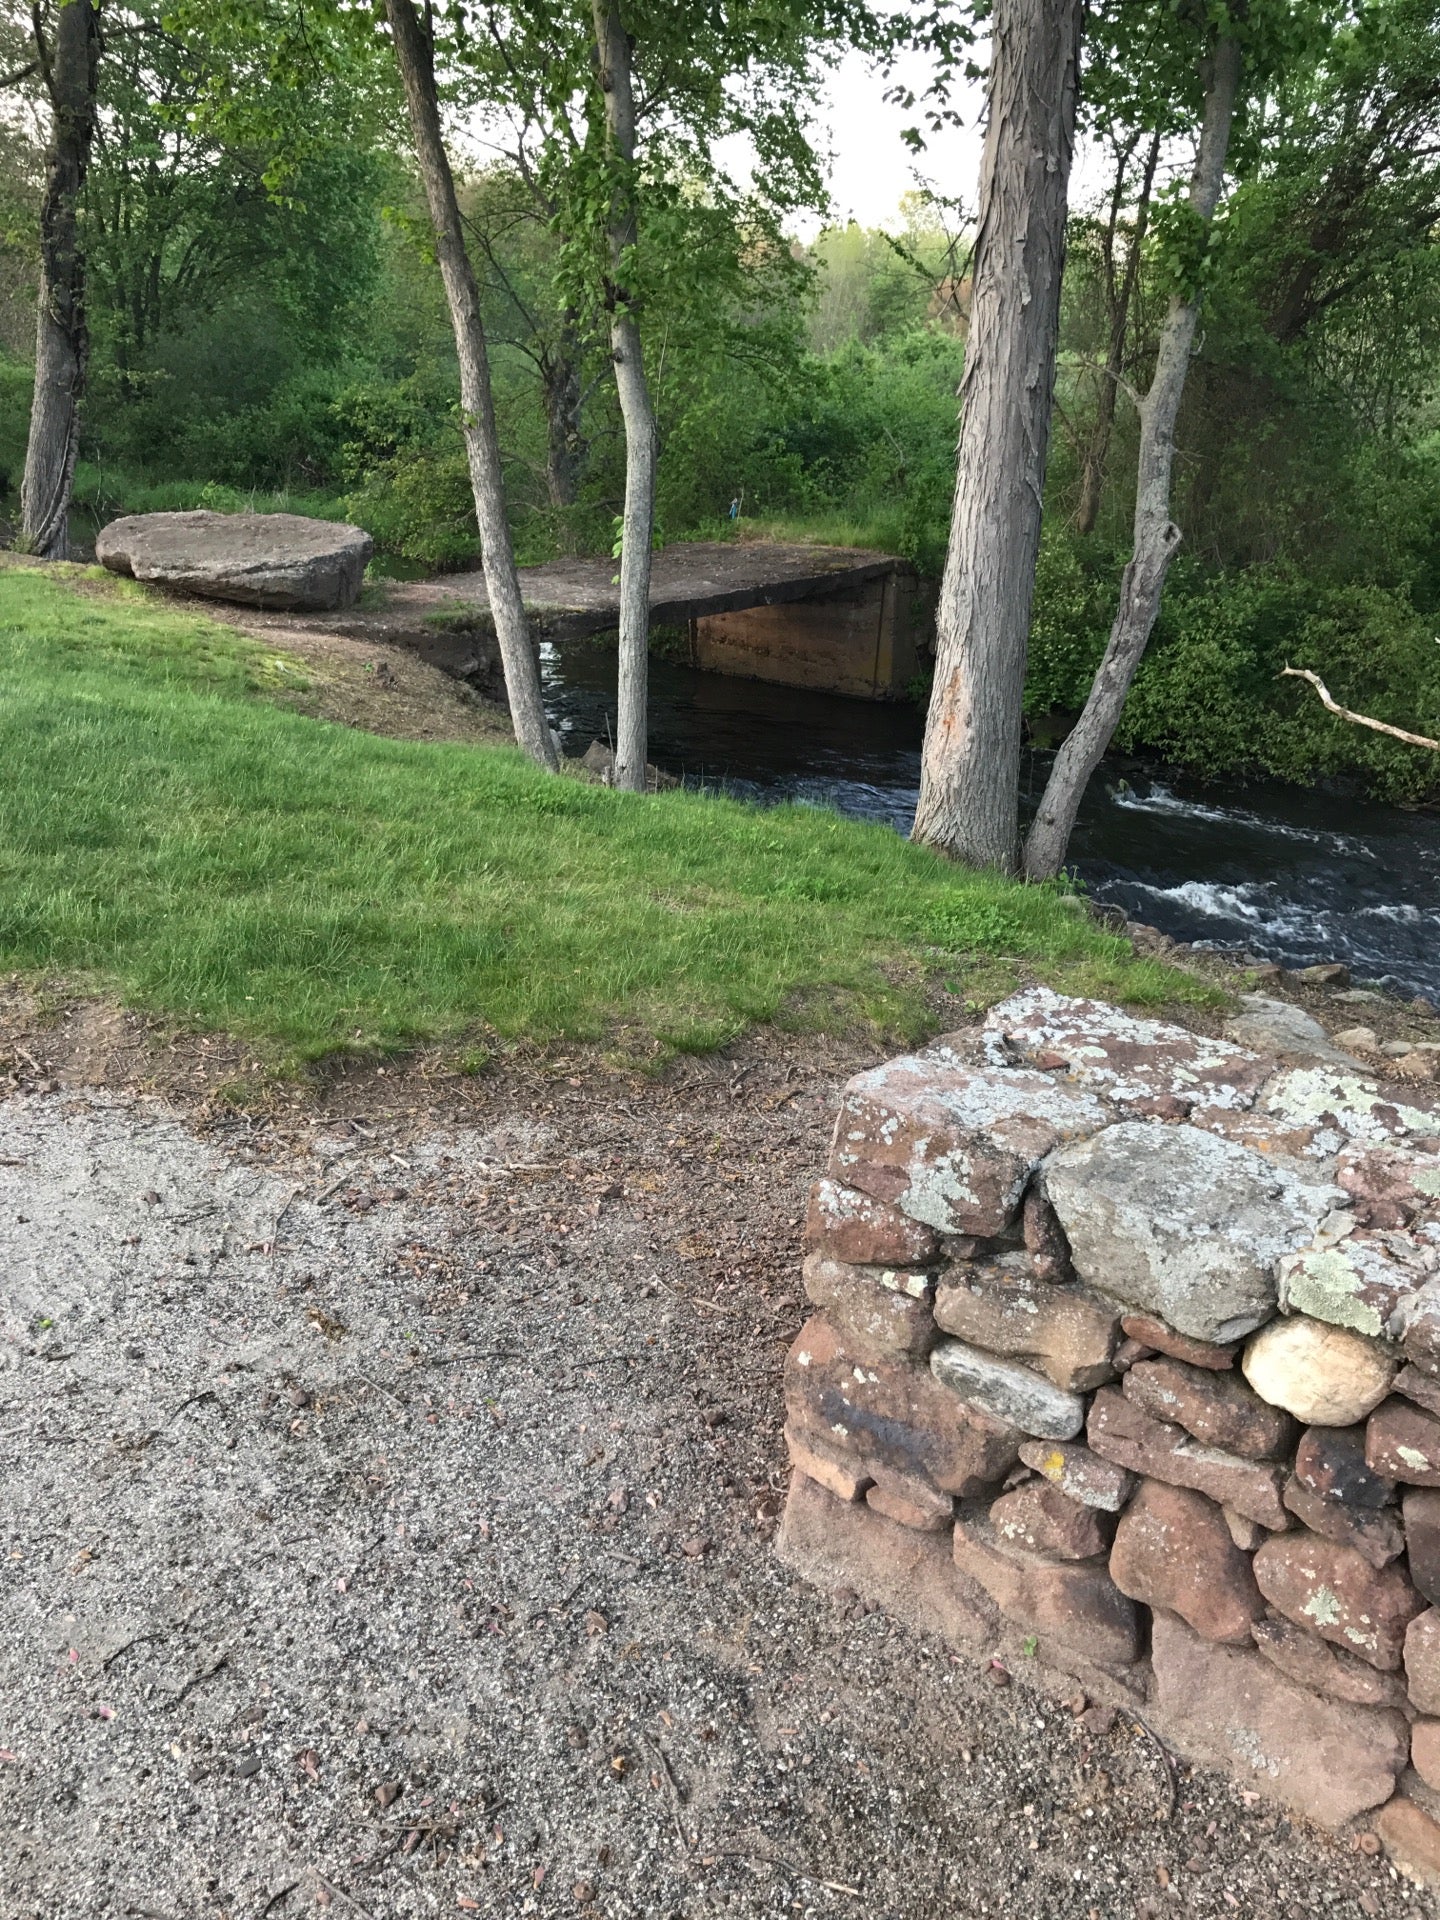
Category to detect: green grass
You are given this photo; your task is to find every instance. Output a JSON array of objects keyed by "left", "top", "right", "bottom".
[{"left": 0, "top": 561, "right": 1207, "bottom": 1063}]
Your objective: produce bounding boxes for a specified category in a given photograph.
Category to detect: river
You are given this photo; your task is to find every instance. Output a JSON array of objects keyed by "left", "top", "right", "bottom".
[{"left": 541, "top": 643, "right": 1440, "bottom": 1004}]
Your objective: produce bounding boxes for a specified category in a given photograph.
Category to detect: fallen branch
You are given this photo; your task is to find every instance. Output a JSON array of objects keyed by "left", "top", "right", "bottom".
[{"left": 1280, "top": 667, "right": 1440, "bottom": 751}]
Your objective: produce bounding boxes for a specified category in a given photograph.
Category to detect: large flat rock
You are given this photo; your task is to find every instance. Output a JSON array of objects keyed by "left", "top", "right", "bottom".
[{"left": 96, "top": 510, "right": 373, "bottom": 612}]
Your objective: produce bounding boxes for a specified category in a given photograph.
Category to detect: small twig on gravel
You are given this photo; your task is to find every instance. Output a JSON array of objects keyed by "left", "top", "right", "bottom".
[
  {"left": 168, "top": 1649, "right": 228, "bottom": 1705},
  {"left": 314, "top": 1876, "right": 375, "bottom": 1920},
  {"left": 642, "top": 1734, "right": 691, "bottom": 1853},
  {"left": 266, "top": 1188, "right": 303, "bottom": 1257},
  {"left": 423, "top": 1347, "right": 520, "bottom": 1367},
  {"left": 258, "top": 1881, "right": 298, "bottom": 1915},
  {"left": 708, "top": 1849, "right": 860, "bottom": 1897},
  {"left": 357, "top": 1373, "right": 405, "bottom": 1409}
]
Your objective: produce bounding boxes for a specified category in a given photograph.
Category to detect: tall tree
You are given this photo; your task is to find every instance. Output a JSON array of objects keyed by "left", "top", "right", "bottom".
[
  {"left": 19, "top": 0, "right": 101, "bottom": 560},
  {"left": 1023, "top": 31, "right": 1242, "bottom": 880},
  {"left": 384, "top": 0, "right": 558, "bottom": 771},
  {"left": 590, "top": 1, "right": 655, "bottom": 793},
  {"left": 911, "top": 0, "right": 1083, "bottom": 871}
]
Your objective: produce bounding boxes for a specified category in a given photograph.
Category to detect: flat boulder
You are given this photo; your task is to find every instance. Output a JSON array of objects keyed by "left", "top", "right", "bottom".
[{"left": 96, "top": 510, "right": 373, "bottom": 612}]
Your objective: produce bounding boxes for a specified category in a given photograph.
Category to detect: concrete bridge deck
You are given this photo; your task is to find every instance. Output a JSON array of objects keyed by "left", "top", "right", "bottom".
[{"left": 311, "top": 540, "right": 934, "bottom": 703}]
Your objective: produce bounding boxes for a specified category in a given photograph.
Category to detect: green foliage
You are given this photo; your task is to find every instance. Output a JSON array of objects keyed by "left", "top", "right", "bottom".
[{"left": 0, "top": 563, "right": 1185, "bottom": 1060}]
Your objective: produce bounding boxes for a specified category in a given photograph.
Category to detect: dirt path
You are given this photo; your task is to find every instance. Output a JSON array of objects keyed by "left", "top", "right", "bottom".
[{"left": 0, "top": 1020, "right": 1428, "bottom": 1920}]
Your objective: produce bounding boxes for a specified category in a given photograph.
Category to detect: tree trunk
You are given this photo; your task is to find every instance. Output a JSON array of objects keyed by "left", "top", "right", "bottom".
[
  {"left": 384, "top": 0, "right": 557, "bottom": 771},
  {"left": 1075, "top": 129, "right": 1160, "bottom": 537},
  {"left": 591, "top": 0, "right": 656, "bottom": 796},
  {"left": 1023, "top": 36, "right": 1242, "bottom": 882},
  {"left": 542, "top": 322, "right": 586, "bottom": 515},
  {"left": 911, "top": 0, "right": 1082, "bottom": 872},
  {"left": 20, "top": 0, "right": 101, "bottom": 561}
]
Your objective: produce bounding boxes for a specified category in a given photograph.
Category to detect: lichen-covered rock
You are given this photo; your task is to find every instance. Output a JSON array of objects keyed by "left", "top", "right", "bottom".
[
  {"left": 1278, "top": 1229, "right": 1430, "bottom": 1337},
  {"left": 1242, "top": 1316, "right": 1397, "bottom": 1425},
  {"left": 96, "top": 509, "right": 372, "bottom": 611},
  {"left": 803, "top": 1176, "right": 942, "bottom": 1268},
  {"left": 981, "top": 987, "right": 1272, "bottom": 1111},
  {"left": 1150, "top": 1612, "right": 1407, "bottom": 1829},
  {"left": 930, "top": 1337, "right": 1085, "bottom": 1441},
  {"left": 1016, "top": 1438, "right": 1135, "bottom": 1513},
  {"left": 801, "top": 1252, "right": 936, "bottom": 1358},
  {"left": 933, "top": 1259, "right": 1119, "bottom": 1391},
  {"left": 1110, "top": 1480, "right": 1264, "bottom": 1643},
  {"left": 952, "top": 1514, "right": 1139, "bottom": 1668},
  {"left": 1390, "top": 1279, "right": 1440, "bottom": 1378},
  {"left": 1259, "top": 1067, "right": 1440, "bottom": 1157},
  {"left": 1336, "top": 1146, "right": 1440, "bottom": 1230},
  {"left": 829, "top": 1053, "right": 1107, "bottom": 1236},
  {"left": 1123, "top": 1356, "right": 1295, "bottom": 1459},
  {"left": 1043, "top": 1122, "right": 1337, "bottom": 1343},
  {"left": 1252, "top": 1529, "right": 1422, "bottom": 1670},
  {"left": 1367, "top": 1397, "right": 1440, "bottom": 1486},
  {"left": 1086, "top": 1386, "right": 1289, "bottom": 1529}
]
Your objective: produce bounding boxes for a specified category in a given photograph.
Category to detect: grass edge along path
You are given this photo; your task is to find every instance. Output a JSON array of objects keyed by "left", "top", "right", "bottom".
[{"left": 0, "top": 561, "right": 1209, "bottom": 1065}]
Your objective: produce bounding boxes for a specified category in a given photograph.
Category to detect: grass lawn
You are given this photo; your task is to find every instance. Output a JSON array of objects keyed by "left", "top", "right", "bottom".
[{"left": 0, "top": 560, "right": 1206, "bottom": 1064}]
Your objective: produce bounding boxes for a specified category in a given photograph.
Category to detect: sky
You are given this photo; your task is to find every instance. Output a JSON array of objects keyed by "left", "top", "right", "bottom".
[{"left": 815, "top": 47, "right": 987, "bottom": 233}]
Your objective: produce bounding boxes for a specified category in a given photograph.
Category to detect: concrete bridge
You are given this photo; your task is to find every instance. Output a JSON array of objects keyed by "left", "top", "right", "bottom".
[{"left": 325, "top": 541, "right": 935, "bottom": 704}]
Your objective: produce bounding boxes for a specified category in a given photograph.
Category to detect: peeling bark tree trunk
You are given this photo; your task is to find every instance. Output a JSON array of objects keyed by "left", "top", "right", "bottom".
[
  {"left": 20, "top": 0, "right": 101, "bottom": 561},
  {"left": 591, "top": 0, "right": 656, "bottom": 795},
  {"left": 1075, "top": 129, "right": 1160, "bottom": 538},
  {"left": 1024, "top": 38, "right": 1241, "bottom": 882},
  {"left": 912, "top": 0, "right": 1083, "bottom": 872},
  {"left": 385, "top": 0, "right": 557, "bottom": 771}
]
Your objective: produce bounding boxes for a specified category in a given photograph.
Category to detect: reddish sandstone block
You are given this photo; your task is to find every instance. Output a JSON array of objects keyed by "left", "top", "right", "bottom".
[
  {"left": 1123, "top": 1356, "right": 1294, "bottom": 1459},
  {"left": 1282, "top": 1475, "right": 1404, "bottom": 1569},
  {"left": 1368, "top": 1396, "right": 1440, "bottom": 1486},
  {"left": 867, "top": 1466, "right": 954, "bottom": 1533},
  {"left": 1405, "top": 1608, "right": 1440, "bottom": 1714},
  {"left": 933, "top": 1261, "right": 1119, "bottom": 1392},
  {"left": 1251, "top": 1615, "right": 1406, "bottom": 1709},
  {"left": 1120, "top": 1312, "right": 1237, "bottom": 1371},
  {"left": 1086, "top": 1386, "right": 1288, "bottom": 1530},
  {"left": 785, "top": 1314, "right": 1021, "bottom": 1497},
  {"left": 778, "top": 1472, "right": 990, "bottom": 1649},
  {"left": 1377, "top": 1796, "right": 1440, "bottom": 1890},
  {"left": 1405, "top": 1487, "right": 1440, "bottom": 1607},
  {"left": 988, "top": 1479, "right": 1113, "bottom": 1561},
  {"left": 1017, "top": 1439, "right": 1135, "bottom": 1514},
  {"left": 1412, "top": 1719, "right": 1440, "bottom": 1793},
  {"left": 1252, "top": 1528, "right": 1423, "bottom": 1670},
  {"left": 803, "top": 1175, "right": 941, "bottom": 1268},
  {"left": 1110, "top": 1480, "right": 1263, "bottom": 1645},
  {"left": 1150, "top": 1611, "right": 1407, "bottom": 1830},
  {"left": 951, "top": 1515, "right": 1139, "bottom": 1669},
  {"left": 1295, "top": 1423, "right": 1397, "bottom": 1509},
  {"left": 801, "top": 1252, "right": 935, "bottom": 1359},
  {"left": 784, "top": 1424, "right": 871, "bottom": 1503}
]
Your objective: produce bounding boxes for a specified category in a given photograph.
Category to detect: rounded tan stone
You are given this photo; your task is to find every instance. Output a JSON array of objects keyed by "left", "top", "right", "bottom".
[{"left": 1242, "top": 1315, "right": 1397, "bottom": 1425}]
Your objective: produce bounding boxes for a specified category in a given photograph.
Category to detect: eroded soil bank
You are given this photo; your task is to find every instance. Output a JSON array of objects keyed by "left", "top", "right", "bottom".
[{"left": 0, "top": 1013, "right": 1431, "bottom": 1920}]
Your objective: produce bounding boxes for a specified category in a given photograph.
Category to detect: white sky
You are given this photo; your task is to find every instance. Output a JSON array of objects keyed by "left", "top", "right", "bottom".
[{"left": 812, "top": 46, "right": 1118, "bottom": 236}]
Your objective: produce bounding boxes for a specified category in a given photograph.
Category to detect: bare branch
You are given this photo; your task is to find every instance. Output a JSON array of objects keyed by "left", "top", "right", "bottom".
[{"left": 1280, "top": 666, "right": 1440, "bottom": 751}]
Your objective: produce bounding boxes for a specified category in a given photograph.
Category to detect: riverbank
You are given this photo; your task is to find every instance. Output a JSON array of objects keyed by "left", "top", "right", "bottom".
[{"left": 0, "top": 562, "right": 1194, "bottom": 1071}]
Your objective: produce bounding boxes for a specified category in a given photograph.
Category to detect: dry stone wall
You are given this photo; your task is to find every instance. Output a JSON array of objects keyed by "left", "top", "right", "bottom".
[{"left": 778, "top": 988, "right": 1440, "bottom": 1884}]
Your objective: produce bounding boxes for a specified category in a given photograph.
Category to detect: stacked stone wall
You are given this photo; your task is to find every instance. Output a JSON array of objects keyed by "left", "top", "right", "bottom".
[{"left": 778, "top": 988, "right": 1440, "bottom": 1883}]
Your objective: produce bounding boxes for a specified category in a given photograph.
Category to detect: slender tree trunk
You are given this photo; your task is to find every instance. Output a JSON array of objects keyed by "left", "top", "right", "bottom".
[
  {"left": 1023, "top": 37, "right": 1242, "bottom": 882},
  {"left": 592, "top": 0, "right": 656, "bottom": 795},
  {"left": 912, "top": 0, "right": 1082, "bottom": 872},
  {"left": 20, "top": 0, "right": 101, "bottom": 561},
  {"left": 1075, "top": 129, "right": 1160, "bottom": 537},
  {"left": 542, "top": 324, "right": 586, "bottom": 516},
  {"left": 384, "top": 0, "right": 557, "bottom": 771}
]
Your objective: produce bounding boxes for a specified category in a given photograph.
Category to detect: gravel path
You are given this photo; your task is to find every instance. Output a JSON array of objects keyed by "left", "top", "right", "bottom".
[{"left": 0, "top": 1053, "right": 1430, "bottom": 1920}]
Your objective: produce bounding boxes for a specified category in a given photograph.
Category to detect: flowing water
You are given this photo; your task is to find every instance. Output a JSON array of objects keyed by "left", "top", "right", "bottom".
[{"left": 542, "top": 643, "right": 1440, "bottom": 1003}]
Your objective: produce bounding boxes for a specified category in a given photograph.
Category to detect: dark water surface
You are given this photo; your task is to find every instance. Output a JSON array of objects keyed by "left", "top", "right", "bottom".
[{"left": 542, "top": 643, "right": 1440, "bottom": 1003}]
